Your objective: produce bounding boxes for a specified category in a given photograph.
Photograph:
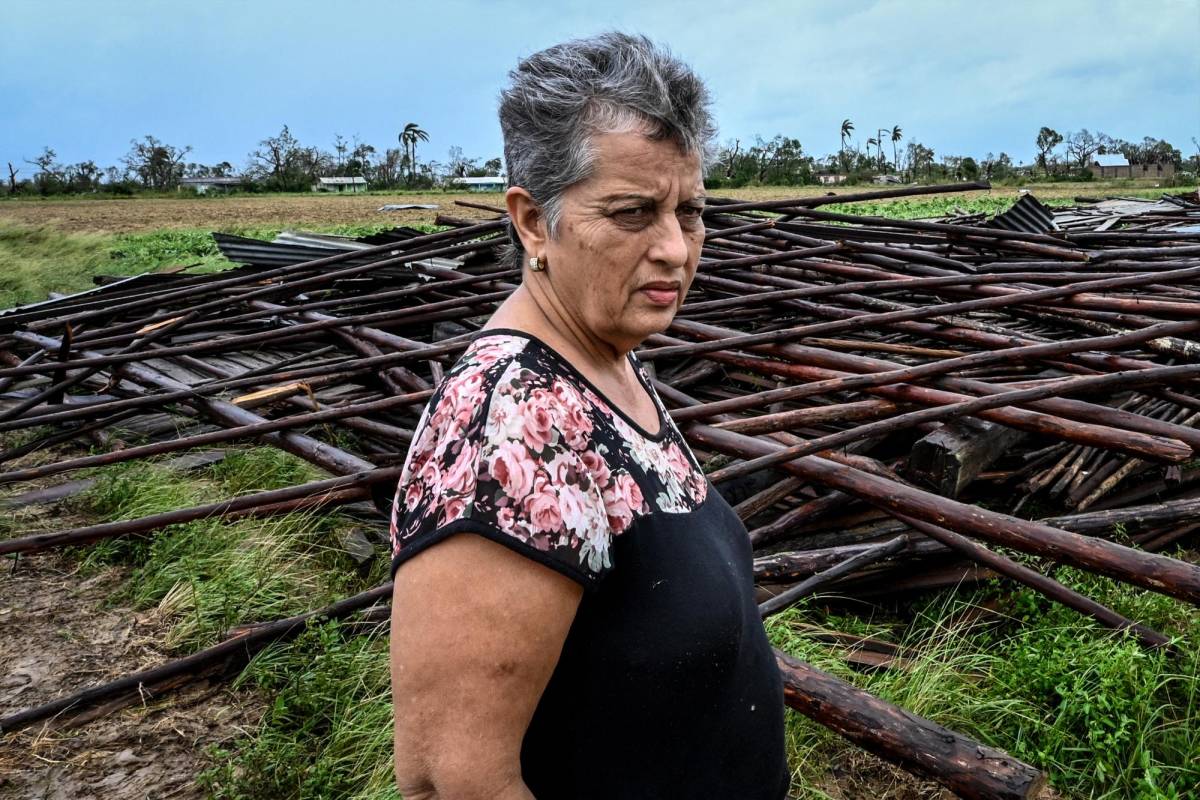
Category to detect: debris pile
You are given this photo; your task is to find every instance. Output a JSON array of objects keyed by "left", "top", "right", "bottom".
[{"left": 3, "top": 182, "right": 1199, "bottom": 799}]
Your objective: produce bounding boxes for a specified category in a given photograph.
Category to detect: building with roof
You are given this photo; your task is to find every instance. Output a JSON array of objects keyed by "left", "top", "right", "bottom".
[
  {"left": 179, "top": 176, "right": 243, "bottom": 194},
  {"left": 451, "top": 176, "right": 507, "bottom": 192},
  {"left": 1091, "top": 154, "right": 1175, "bottom": 180},
  {"left": 313, "top": 176, "right": 368, "bottom": 193}
]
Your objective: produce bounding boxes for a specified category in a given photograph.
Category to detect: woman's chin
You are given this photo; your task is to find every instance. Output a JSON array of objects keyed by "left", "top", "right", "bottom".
[{"left": 619, "top": 308, "right": 679, "bottom": 345}]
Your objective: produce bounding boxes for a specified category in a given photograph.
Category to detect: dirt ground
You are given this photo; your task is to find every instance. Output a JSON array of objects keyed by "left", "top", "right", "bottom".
[
  {"left": 0, "top": 181, "right": 1171, "bottom": 234},
  {"left": 0, "top": 550, "right": 260, "bottom": 800}
]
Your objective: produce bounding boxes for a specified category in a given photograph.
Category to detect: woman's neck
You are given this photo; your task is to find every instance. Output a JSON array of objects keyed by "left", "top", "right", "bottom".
[{"left": 488, "top": 283, "right": 630, "bottom": 379}]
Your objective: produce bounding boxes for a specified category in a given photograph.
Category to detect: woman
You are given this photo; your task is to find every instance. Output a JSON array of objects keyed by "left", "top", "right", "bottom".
[{"left": 389, "top": 32, "right": 788, "bottom": 799}]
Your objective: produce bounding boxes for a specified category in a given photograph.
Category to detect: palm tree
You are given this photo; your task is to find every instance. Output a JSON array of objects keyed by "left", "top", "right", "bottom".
[
  {"left": 839, "top": 119, "right": 854, "bottom": 170},
  {"left": 866, "top": 137, "right": 878, "bottom": 171},
  {"left": 400, "top": 122, "right": 429, "bottom": 183},
  {"left": 890, "top": 125, "right": 903, "bottom": 173}
]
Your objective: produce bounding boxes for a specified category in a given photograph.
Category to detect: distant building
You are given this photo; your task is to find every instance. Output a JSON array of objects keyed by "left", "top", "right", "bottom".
[
  {"left": 452, "top": 176, "right": 507, "bottom": 192},
  {"left": 872, "top": 174, "right": 903, "bottom": 185},
  {"left": 313, "top": 176, "right": 368, "bottom": 193},
  {"left": 179, "top": 176, "right": 242, "bottom": 194},
  {"left": 1091, "top": 154, "right": 1175, "bottom": 180},
  {"left": 816, "top": 173, "right": 848, "bottom": 185}
]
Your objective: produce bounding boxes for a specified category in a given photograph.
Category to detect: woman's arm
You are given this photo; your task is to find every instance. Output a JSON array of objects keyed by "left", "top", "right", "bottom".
[{"left": 390, "top": 533, "right": 584, "bottom": 799}]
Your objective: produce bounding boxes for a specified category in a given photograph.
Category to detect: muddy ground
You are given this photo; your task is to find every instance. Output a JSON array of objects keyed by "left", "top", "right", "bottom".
[{"left": 0, "top": 551, "right": 260, "bottom": 800}]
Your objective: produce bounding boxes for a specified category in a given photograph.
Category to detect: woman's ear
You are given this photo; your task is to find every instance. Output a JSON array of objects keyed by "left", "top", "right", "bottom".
[{"left": 505, "top": 186, "right": 547, "bottom": 258}]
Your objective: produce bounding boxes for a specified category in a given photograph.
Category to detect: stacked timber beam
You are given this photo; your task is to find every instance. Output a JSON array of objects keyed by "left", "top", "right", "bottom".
[{"left": 3, "top": 182, "right": 1200, "bottom": 798}]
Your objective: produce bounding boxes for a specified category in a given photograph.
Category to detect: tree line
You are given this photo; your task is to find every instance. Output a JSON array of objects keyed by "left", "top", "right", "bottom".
[
  {"left": 4, "top": 123, "right": 503, "bottom": 196},
  {"left": 706, "top": 122, "right": 1197, "bottom": 188},
  {"left": 5, "top": 121, "right": 1197, "bottom": 197}
]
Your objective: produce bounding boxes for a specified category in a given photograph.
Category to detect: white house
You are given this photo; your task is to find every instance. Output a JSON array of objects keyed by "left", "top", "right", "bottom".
[
  {"left": 313, "top": 176, "right": 368, "bottom": 193},
  {"left": 451, "top": 176, "right": 507, "bottom": 192},
  {"left": 179, "top": 176, "right": 242, "bottom": 194}
]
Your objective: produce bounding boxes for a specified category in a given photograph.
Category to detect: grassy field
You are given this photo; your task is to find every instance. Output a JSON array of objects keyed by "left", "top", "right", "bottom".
[
  {"left": 0, "top": 179, "right": 1185, "bottom": 233},
  {"left": 1, "top": 190, "right": 1199, "bottom": 799}
]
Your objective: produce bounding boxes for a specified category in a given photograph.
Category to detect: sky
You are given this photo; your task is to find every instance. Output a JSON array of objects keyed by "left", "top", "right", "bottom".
[{"left": 1, "top": 0, "right": 1197, "bottom": 174}]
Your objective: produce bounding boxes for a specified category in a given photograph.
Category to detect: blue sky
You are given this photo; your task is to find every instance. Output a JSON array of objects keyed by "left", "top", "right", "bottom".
[{"left": 2, "top": 0, "right": 1197, "bottom": 172}]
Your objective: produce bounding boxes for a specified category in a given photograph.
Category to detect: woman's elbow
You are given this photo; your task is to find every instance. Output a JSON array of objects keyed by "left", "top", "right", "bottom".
[{"left": 394, "top": 724, "right": 436, "bottom": 798}]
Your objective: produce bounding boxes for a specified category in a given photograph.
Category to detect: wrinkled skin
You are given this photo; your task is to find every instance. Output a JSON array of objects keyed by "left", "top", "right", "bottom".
[{"left": 492, "top": 130, "right": 706, "bottom": 430}]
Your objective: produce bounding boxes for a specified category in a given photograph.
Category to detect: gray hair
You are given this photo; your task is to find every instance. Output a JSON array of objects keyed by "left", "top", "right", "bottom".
[{"left": 498, "top": 32, "right": 716, "bottom": 265}]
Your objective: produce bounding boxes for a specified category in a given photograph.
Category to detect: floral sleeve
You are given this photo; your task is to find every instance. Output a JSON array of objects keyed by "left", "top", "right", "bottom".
[{"left": 389, "top": 341, "right": 646, "bottom": 588}]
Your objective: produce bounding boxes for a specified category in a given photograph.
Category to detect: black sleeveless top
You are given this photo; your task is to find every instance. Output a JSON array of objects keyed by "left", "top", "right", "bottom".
[{"left": 388, "top": 330, "right": 788, "bottom": 799}]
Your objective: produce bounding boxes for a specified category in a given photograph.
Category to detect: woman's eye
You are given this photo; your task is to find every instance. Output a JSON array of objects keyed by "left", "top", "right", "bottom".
[
  {"left": 616, "top": 206, "right": 648, "bottom": 219},
  {"left": 678, "top": 205, "right": 704, "bottom": 218}
]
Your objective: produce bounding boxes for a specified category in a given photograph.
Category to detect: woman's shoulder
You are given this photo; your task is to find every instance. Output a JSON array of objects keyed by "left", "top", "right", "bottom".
[{"left": 392, "top": 332, "right": 627, "bottom": 583}]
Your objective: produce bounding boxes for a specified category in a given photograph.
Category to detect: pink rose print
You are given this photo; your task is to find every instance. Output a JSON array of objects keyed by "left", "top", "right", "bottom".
[
  {"left": 524, "top": 483, "right": 564, "bottom": 534},
  {"left": 580, "top": 448, "right": 611, "bottom": 488},
  {"left": 602, "top": 470, "right": 645, "bottom": 535},
  {"left": 418, "top": 459, "right": 441, "bottom": 493},
  {"left": 520, "top": 388, "right": 561, "bottom": 452},
  {"left": 665, "top": 442, "right": 692, "bottom": 484},
  {"left": 441, "top": 444, "right": 478, "bottom": 497},
  {"left": 404, "top": 479, "right": 424, "bottom": 510},
  {"left": 441, "top": 495, "right": 467, "bottom": 525},
  {"left": 488, "top": 440, "right": 537, "bottom": 500},
  {"left": 391, "top": 333, "right": 711, "bottom": 581}
]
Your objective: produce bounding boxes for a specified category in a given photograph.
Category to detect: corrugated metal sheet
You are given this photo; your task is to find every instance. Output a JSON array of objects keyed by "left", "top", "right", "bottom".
[
  {"left": 212, "top": 232, "right": 465, "bottom": 272},
  {"left": 985, "top": 193, "right": 1057, "bottom": 234}
]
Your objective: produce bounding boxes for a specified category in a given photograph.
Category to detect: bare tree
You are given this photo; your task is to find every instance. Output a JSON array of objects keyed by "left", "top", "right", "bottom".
[
  {"left": 6, "top": 162, "right": 18, "bottom": 194},
  {"left": 724, "top": 138, "right": 741, "bottom": 179},
  {"left": 26, "top": 147, "right": 62, "bottom": 194},
  {"left": 249, "top": 125, "right": 305, "bottom": 190},
  {"left": 1035, "top": 127, "right": 1063, "bottom": 176},
  {"left": 333, "top": 133, "right": 348, "bottom": 170},
  {"left": 1065, "top": 129, "right": 1100, "bottom": 170},
  {"left": 122, "top": 135, "right": 191, "bottom": 190}
]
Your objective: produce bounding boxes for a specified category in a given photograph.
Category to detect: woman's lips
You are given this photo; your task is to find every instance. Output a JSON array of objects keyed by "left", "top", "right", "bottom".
[{"left": 639, "top": 284, "right": 680, "bottom": 306}]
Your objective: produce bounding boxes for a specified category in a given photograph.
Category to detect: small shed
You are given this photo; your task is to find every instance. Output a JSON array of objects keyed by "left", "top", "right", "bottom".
[
  {"left": 314, "top": 176, "right": 368, "bottom": 193},
  {"left": 451, "top": 176, "right": 507, "bottom": 192},
  {"left": 817, "top": 173, "right": 848, "bottom": 185},
  {"left": 179, "top": 176, "right": 242, "bottom": 194},
  {"left": 1090, "top": 155, "right": 1176, "bottom": 180},
  {"left": 1092, "top": 154, "right": 1132, "bottom": 179}
]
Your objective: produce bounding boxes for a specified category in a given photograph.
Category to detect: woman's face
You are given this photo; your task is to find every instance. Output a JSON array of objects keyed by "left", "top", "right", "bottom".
[{"left": 541, "top": 131, "right": 706, "bottom": 353}]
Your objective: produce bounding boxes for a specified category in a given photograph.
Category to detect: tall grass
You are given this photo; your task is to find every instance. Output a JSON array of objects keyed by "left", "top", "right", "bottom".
[
  {"left": 69, "top": 449, "right": 378, "bottom": 651},
  {"left": 766, "top": 566, "right": 1200, "bottom": 799}
]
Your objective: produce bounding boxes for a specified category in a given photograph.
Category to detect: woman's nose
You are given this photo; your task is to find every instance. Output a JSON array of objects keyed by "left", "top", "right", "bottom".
[{"left": 648, "top": 213, "right": 691, "bottom": 269}]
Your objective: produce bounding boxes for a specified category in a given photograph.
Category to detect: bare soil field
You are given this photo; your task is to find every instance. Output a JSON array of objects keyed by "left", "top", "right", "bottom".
[
  {"left": 0, "top": 181, "right": 1175, "bottom": 234},
  {"left": 0, "top": 551, "right": 259, "bottom": 800}
]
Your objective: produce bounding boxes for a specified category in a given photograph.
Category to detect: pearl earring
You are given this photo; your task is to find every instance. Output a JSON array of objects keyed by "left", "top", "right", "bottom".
[{"left": 529, "top": 255, "right": 545, "bottom": 271}]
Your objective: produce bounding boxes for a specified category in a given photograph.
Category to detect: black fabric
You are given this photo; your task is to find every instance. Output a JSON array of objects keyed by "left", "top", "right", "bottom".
[
  {"left": 389, "top": 331, "right": 788, "bottom": 798},
  {"left": 521, "top": 492, "right": 789, "bottom": 799}
]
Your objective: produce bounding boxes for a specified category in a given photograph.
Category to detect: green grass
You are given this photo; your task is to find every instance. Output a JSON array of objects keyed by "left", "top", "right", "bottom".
[
  {"left": 29, "top": 445, "right": 401, "bottom": 799},
  {"left": 65, "top": 449, "right": 379, "bottom": 651},
  {"left": 766, "top": 566, "right": 1200, "bottom": 799},
  {"left": 0, "top": 220, "right": 429, "bottom": 309},
  {"left": 201, "top": 623, "right": 400, "bottom": 800}
]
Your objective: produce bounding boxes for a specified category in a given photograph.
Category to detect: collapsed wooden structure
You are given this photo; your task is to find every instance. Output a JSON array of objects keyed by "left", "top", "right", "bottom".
[{"left": 3, "top": 182, "right": 1200, "bottom": 798}]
